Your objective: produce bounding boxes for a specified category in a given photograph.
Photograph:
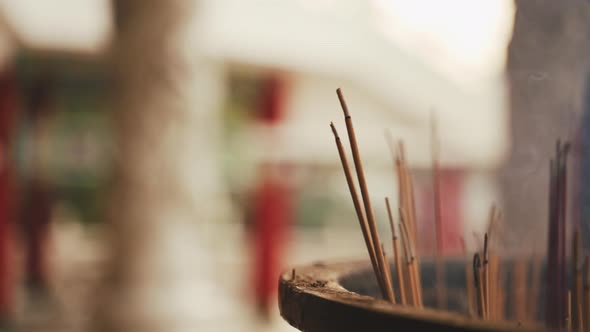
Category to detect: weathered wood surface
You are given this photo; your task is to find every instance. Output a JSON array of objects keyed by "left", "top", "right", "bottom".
[{"left": 279, "top": 260, "right": 547, "bottom": 332}]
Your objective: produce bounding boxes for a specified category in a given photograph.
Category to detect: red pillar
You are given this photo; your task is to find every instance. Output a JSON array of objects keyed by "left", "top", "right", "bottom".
[
  {"left": 252, "top": 165, "right": 292, "bottom": 316},
  {"left": 251, "top": 74, "right": 292, "bottom": 318},
  {"left": 438, "top": 169, "right": 464, "bottom": 254},
  {"left": 418, "top": 169, "right": 464, "bottom": 255}
]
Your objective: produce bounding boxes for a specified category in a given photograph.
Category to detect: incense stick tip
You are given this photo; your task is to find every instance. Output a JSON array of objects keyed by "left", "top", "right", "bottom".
[
  {"left": 473, "top": 253, "right": 481, "bottom": 287},
  {"left": 336, "top": 88, "right": 350, "bottom": 117},
  {"left": 483, "top": 233, "right": 489, "bottom": 262},
  {"left": 330, "top": 122, "right": 339, "bottom": 138}
]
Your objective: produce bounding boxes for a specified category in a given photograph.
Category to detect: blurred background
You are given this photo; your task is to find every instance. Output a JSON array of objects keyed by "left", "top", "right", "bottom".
[{"left": 0, "top": 0, "right": 588, "bottom": 331}]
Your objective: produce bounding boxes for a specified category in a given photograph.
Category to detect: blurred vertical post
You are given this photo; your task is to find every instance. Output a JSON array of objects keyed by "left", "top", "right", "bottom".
[
  {"left": 251, "top": 75, "right": 292, "bottom": 319},
  {"left": 504, "top": 0, "right": 590, "bottom": 253},
  {"left": 0, "top": 70, "right": 18, "bottom": 322},
  {"left": 504, "top": 1, "right": 590, "bottom": 326},
  {"left": 22, "top": 77, "right": 55, "bottom": 297},
  {"left": 582, "top": 77, "right": 590, "bottom": 248},
  {"left": 98, "top": 0, "right": 230, "bottom": 330}
]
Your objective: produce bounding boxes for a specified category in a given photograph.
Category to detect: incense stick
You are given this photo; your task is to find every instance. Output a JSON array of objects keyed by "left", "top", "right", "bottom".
[
  {"left": 558, "top": 143, "right": 570, "bottom": 328},
  {"left": 409, "top": 182, "right": 419, "bottom": 254},
  {"left": 400, "top": 214, "right": 421, "bottom": 307},
  {"left": 543, "top": 140, "right": 571, "bottom": 328},
  {"left": 397, "top": 142, "right": 416, "bottom": 242},
  {"left": 485, "top": 206, "right": 500, "bottom": 321},
  {"left": 406, "top": 158, "right": 418, "bottom": 244},
  {"left": 513, "top": 260, "right": 527, "bottom": 322},
  {"left": 395, "top": 143, "right": 423, "bottom": 307},
  {"left": 398, "top": 222, "right": 415, "bottom": 306},
  {"left": 528, "top": 255, "right": 541, "bottom": 322},
  {"left": 474, "top": 253, "right": 485, "bottom": 319},
  {"left": 485, "top": 207, "right": 495, "bottom": 320},
  {"left": 483, "top": 233, "right": 490, "bottom": 319},
  {"left": 584, "top": 256, "right": 590, "bottom": 332},
  {"left": 462, "top": 238, "right": 476, "bottom": 317},
  {"left": 394, "top": 157, "right": 410, "bottom": 247},
  {"left": 498, "top": 287, "right": 506, "bottom": 321},
  {"left": 386, "top": 197, "right": 406, "bottom": 305},
  {"left": 385, "top": 136, "right": 417, "bottom": 305},
  {"left": 402, "top": 148, "right": 423, "bottom": 307},
  {"left": 380, "top": 243, "right": 396, "bottom": 304},
  {"left": 489, "top": 254, "right": 500, "bottom": 320},
  {"left": 331, "top": 90, "right": 588, "bottom": 329},
  {"left": 336, "top": 88, "right": 395, "bottom": 303},
  {"left": 385, "top": 131, "right": 410, "bottom": 243},
  {"left": 567, "top": 290, "right": 572, "bottom": 331},
  {"left": 573, "top": 228, "right": 583, "bottom": 331},
  {"left": 465, "top": 260, "right": 476, "bottom": 317},
  {"left": 546, "top": 141, "right": 567, "bottom": 328},
  {"left": 330, "top": 123, "right": 386, "bottom": 297}
]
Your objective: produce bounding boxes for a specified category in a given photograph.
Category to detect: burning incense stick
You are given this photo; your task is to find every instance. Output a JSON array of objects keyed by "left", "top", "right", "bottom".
[
  {"left": 336, "top": 88, "right": 395, "bottom": 303},
  {"left": 386, "top": 197, "right": 406, "bottom": 305},
  {"left": 330, "top": 123, "right": 386, "bottom": 297}
]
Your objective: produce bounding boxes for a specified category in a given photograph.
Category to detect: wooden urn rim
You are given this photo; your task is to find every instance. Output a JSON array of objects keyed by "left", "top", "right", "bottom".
[{"left": 279, "top": 259, "right": 547, "bottom": 332}]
